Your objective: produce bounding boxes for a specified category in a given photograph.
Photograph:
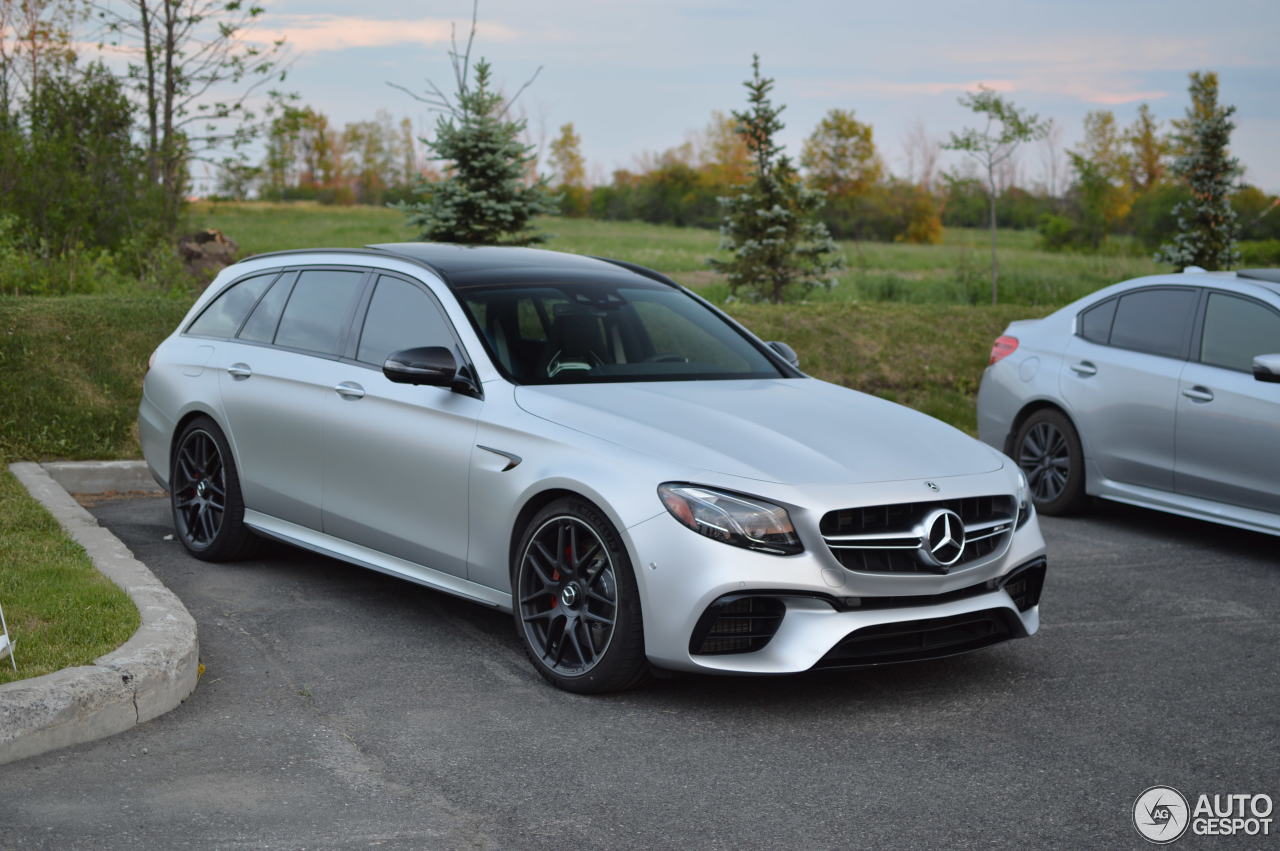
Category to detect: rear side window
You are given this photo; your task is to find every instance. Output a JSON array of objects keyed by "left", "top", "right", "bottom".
[
  {"left": 1078, "top": 298, "right": 1117, "bottom": 344},
  {"left": 356, "top": 276, "right": 456, "bottom": 365},
  {"left": 1200, "top": 293, "right": 1280, "bottom": 372},
  {"left": 186, "top": 274, "right": 276, "bottom": 338},
  {"left": 237, "top": 274, "right": 293, "bottom": 344},
  {"left": 275, "top": 269, "right": 364, "bottom": 355},
  {"left": 1108, "top": 288, "right": 1198, "bottom": 359}
]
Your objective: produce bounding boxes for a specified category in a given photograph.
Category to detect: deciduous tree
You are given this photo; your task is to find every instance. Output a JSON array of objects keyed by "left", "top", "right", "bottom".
[
  {"left": 944, "top": 86, "right": 1049, "bottom": 304},
  {"left": 800, "top": 108, "right": 881, "bottom": 196}
]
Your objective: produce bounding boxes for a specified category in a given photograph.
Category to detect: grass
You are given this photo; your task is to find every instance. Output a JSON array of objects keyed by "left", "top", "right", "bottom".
[
  {"left": 188, "top": 201, "right": 1163, "bottom": 307},
  {"left": 0, "top": 469, "right": 140, "bottom": 686}
]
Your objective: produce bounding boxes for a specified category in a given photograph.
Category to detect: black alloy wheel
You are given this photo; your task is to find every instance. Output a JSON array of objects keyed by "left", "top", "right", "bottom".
[
  {"left": 170, "top": 416, "right": 259, "bottom": 561},
  {"left": 173, "top": 428, "right": 226, "bottom": 548},
  {"left": 514, "top": 498, "right": 648, "bottom": 693},
  {"left": 1014, "top": 408, "right": 1088, "bottom": 515}
]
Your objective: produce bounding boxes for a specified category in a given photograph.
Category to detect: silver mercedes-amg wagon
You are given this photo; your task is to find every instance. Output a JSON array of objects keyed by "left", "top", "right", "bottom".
[{"left": 140, "top": 244, "right": 1047, "bottom": 692}]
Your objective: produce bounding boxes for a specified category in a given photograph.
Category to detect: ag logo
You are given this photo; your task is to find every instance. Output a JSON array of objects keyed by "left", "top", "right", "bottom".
[{"left": 1133, "top": 786, "right": 1190, "bottom": 844}]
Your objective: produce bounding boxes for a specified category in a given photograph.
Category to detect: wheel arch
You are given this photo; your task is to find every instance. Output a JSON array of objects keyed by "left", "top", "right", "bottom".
[{"left": 1006, "top": 399, "right": 1096, "bottom": 496}]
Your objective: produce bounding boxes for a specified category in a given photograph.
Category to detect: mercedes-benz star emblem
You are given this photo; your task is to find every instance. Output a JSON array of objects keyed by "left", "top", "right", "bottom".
[{"left": 919, "top": 509, "right": 966, "bottom": 568}]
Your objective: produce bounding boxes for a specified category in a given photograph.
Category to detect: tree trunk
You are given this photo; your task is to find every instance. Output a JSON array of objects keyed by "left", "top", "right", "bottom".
[
  {"left": 140, "top": 0, "right": 158, "bottom": 185},
  {"left": 987, "top": 175, "right": 999, "bottom": 306}
]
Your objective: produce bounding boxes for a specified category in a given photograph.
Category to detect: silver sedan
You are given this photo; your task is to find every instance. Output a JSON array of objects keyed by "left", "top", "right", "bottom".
[
  {"left": 141, "top": 244, "right": 1045, "bottom": 692},
  {"left": 978, "top": 267, "right": 1280, "bottom": 534}
]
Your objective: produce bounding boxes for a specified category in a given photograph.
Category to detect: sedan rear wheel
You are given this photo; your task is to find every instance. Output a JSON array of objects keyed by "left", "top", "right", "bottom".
[
  {"left": 514, "top": 498, "right": 647, "bottom": 693},
  {"left": 1014, "top": 408, "right": 1088, "bottom": 515}
]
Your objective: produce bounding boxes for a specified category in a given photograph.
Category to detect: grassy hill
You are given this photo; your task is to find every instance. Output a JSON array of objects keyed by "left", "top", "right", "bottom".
[{"left": 188, "top": 201, "right": 1161, "bottom": 307}]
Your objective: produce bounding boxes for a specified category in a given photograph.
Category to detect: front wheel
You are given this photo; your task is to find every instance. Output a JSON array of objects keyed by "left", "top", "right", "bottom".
[
  {"left": 171, "top": 416, "right": 260, "bottom": 561},
  {"left": 1014, "top": 408, "right": 1089, "bottom": 515},
  {"left": 513, "top": 498, "right": 648, "bottom": 693}
]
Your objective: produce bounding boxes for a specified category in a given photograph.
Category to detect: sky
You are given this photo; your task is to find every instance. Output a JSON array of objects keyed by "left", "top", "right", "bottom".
[{"left": 235, "top": 0, "right": 1280, "bottom": 190}]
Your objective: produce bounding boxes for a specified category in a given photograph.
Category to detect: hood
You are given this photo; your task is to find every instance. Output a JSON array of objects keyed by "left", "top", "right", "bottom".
[{"left": 514, "top": 378, "right": 1002, "bottom": 486}]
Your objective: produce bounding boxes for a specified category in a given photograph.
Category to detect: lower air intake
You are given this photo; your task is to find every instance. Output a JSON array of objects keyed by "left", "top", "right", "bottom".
[
  {"left": 816, "top": 609, "right": 1022, "bottom": 668},
  {"left": 690, "top": 596, "right": 785, "bottom": 655}
]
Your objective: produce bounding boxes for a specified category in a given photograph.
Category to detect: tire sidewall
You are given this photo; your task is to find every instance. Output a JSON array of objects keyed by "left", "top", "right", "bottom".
[
  {"left": 171, "top": 415, "right": 251, "bottom": 561},
  {"left": 512, "top": 497, "right": 647, "bottom": 693},
  {"left": 1015, "top": 408, "right": 1087, "bottom": 515}
]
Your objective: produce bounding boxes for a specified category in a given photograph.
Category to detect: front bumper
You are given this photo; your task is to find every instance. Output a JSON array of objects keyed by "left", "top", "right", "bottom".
[{"left": 626, "top": 502, "right": 1046, "bottom": 675}]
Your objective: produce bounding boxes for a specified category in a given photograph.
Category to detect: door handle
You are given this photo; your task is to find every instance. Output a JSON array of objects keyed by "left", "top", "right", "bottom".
[
  {"left": 227, "top": 363, "right": 252, "bottom": 380},
  {"left": 1182, "top": 385, "right": 1214, "bottom": 403},
  {"left": 333, "top": 381, "right": 365, "bottom": 400},
  {"left": 1069, "top": 361, "right": 1097, "bottom": 377}
]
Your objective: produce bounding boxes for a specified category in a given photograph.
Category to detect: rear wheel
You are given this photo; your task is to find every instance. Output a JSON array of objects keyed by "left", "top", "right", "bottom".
[
  {"left": 1014, "top": 408, "right": 1088, "bottom": 515},
  {"left": 513, "top": 497, "right": 648, "bottom": 693},
  {"left": 171, "top": 416, "right": 260, "bottom": 561}
]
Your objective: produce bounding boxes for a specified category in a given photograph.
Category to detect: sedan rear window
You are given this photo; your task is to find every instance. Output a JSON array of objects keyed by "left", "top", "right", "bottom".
[
  {"left": 1200, "top": 293, "right": 1280, "bottom": 372},
  {"left": 1108, "top": 288, "right": 1198, "bottom": 359}
]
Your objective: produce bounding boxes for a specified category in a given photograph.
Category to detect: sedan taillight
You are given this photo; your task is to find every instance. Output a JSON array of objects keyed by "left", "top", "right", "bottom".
[{"left": 989, "top": 335, "right": 1019, "bottom": 365}]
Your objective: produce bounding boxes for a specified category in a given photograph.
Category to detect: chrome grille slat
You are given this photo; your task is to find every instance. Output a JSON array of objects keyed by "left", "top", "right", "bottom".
[{"left": 820, "top": 495, "right": 1016, "bottom": 574}]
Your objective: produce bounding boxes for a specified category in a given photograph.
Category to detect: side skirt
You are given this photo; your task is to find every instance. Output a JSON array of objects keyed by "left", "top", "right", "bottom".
[
  {"left": 243, "top": 509, "right": 513, "bottom": 611},
  {"left": 1090, "top": 478, "right": 1280, "bottom": 537}
]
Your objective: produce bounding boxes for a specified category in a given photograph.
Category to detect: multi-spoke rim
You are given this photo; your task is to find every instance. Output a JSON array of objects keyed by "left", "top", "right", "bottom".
[
  {"left": 1019, "top": 421, "right": 1070, "bottom": 503},
  {"left": 173, "top": 429, "right": 226, "bottom": 549},
  {"left": 517, "top": 516, "right": 618, "bottom": 677}
]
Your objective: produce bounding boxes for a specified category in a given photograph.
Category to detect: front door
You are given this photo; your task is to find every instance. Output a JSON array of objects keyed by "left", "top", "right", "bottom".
[{"left": 321, "top": 274, "right": 482, "bottom": 578}]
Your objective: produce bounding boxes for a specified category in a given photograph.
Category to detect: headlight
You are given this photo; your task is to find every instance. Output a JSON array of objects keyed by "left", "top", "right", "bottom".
[
  {"left": 1015, "top": 468, "right": 1032, "bottom": 529},
  {"left": 657, "top": 484, "right": 803, "bottom": 555}
]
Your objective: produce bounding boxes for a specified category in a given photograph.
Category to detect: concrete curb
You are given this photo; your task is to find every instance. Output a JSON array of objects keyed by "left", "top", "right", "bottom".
[{"left": 0, "top": 461, "right": 198, "bottom": 765}]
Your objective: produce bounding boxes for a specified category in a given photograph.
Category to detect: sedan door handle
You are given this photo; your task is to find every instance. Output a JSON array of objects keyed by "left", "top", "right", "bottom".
[
  {"left": 227, "top": 363, "right": 252, "bottom": 380},
  {"left": 333, "top": 381, "right": 365, "bottom": 400},
  {"left": 1182, "top": 385, "right": 1214, "bottom": 403},
  {"left": 1069, "top": 361, "right": 1097, "bottom": 377}
]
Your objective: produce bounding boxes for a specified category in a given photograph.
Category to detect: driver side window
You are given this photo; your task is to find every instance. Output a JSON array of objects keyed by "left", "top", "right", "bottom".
[{"left": 356, "top": 275, "right": 458, "bottom": 366}]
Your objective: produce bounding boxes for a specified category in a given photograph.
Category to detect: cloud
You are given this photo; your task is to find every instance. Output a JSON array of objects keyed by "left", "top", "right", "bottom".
[
  {"left": 250, "top": 15, "right": 518, "bottom": 53},
  {"left": 804, "top": 73, "right": 1164, "bottom": 106}
]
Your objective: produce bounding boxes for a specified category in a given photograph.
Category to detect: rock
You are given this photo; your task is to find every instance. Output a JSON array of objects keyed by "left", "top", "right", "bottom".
[{"left": 177, "top": 229, "right": 239, "bottom": 278}]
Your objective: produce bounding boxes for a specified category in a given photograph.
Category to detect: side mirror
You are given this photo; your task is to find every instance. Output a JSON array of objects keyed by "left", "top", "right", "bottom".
[
  {"left": 767, "top": 340, "right": 800, "bottom": 368},
  {"left": 384, "top": 346, "right": 457, "bottom": 387},
  {"left": 1253, "top": 353, "right": 1280, "bottom": 383}
]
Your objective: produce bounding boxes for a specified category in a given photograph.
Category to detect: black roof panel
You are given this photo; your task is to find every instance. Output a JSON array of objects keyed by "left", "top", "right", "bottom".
[{"left": 366, "top": 242, "right": 655, "bottom": 288}]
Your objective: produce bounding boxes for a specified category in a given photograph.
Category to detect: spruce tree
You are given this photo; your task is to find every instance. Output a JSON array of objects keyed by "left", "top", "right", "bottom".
[
  {"left": 1156, "top": 71, "right": 1240, "bottom": 270},
  {"left": 709, "top": 56, "right": 842, "bottom": 303},
  {"left": 398, "top": 58, "right": 553, "bottom": 245}
]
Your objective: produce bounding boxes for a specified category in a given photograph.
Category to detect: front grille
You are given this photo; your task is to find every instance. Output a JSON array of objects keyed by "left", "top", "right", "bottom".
[
  {"left": 815, "top": 609, "right": 1020, "bottom": 668},
  {"left": 820, "top": 495, "right": 1016, "bottom": 574},
  {"left": 690, "top": 596, "right": 785, "bottom": 655}
]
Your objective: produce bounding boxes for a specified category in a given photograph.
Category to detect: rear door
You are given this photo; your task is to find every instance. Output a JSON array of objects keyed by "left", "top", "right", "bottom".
[
  {"left": 1175, "top": 290, "right": 1280, "bottom": 513},
  {"left": 1059, "top": 286, "right": 1199, "bottom": 491},
  {"left": 217, "top": 267, "right": 368, "bottom": 530},
  {"left": 321, "top": 273, "right": 482, "bottom": 578}
]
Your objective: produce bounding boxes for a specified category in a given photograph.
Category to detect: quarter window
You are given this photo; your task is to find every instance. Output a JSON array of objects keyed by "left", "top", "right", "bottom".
[
  {"left": 274, "top": 269, "right": 364, "bottom": 355},
  {"left": 1200, "top": 293, "right": 1280, "bottom": 372},
  {"left": 186, "top": 274, "right": 276, "bottom": 338},
  {"left": 1078, "top": 298, "right": 1117, "bottom": 344},
  {"left": 1107, "top": 288, "right": 1198, "bottom": 359},
  {"left": 356, "top": 276, "right": 457, "bottom": 365}
]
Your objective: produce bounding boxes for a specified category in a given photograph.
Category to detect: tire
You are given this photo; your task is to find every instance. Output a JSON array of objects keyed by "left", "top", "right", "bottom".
[
  {"left": 170, "top": 415, "right": 261, "bottom": 561},
  {"left": 512, "top": 497, "right": 648, "bottom": 693},
  {"left": 1013, "top": 408, "right": 1089, "bottom": 516}
]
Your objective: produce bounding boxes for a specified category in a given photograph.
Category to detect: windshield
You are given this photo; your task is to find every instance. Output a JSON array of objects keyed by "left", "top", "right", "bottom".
[{"left": 458, "top": 283, "right": 786, "bottom": 384}]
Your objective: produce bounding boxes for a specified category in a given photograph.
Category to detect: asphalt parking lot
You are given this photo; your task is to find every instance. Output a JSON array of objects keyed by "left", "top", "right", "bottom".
[{"left": 2, "top": 495, "right": 1277, "bottom": 849}]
